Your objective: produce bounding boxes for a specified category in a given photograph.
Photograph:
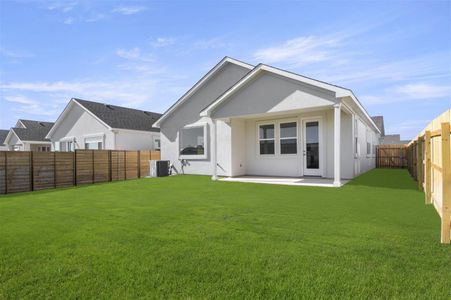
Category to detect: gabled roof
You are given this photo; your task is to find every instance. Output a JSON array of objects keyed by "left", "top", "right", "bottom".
[
  {"left": 0, "top": 129, "right": 9, "bottom": 145},
  {"left": 200, "top": 63, "right": 380, "bottom": 134},
  {"left": 6, "top": 120, "right": 54, "bottom": 143},
  {"left": 152, "top": 56, "right": 253, "bottom": 128},
  {"left": 47, "top": 98, "right": 162, "bottom": 138},
  {"left": 371, "top": 116, "right": 385, "bottom": 136}
]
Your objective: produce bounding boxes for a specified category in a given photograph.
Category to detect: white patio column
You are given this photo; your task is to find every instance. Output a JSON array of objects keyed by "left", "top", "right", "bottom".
[
  {"left": 333, "top": 103, "right": 341, "bottom": 187},
  {"left": 211, "top": 119, "right": 218, "bottom": 181}
]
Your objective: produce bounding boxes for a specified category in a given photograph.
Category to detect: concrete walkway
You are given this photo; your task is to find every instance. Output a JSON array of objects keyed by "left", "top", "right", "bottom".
[{"left": 219, "top": 176, "right": 349, "bottom": 187}]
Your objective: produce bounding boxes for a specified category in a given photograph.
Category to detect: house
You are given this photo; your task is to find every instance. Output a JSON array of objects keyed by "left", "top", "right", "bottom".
[
  {"left": 153, "top": 57, "right": 381, "bottom": 186},
  {"left": 3, "top": 120, "right": 54, "bottom": 151},
  {"left": 0, "top": 129, "right": 9, "bottom": 151},
  {"left": 371, "top": 116, "right": 409, "bottom": 144},
  {"left": 46, "top": 98, "right": 162, "bottom": 151}
]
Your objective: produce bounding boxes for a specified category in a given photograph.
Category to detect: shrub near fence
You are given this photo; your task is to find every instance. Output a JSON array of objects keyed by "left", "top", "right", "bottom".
[
  {"left": 0, "top": 150, "right": 160, "bottom": 195},
  {"left": 406, "top": 109, "right": 450, "bottom": 244}
]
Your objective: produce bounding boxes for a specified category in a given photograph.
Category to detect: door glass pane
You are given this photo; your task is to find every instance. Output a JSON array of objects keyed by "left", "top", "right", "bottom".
[
  {"left": 306, "top": 121, "right": 319, "bottom": 169},
  {"left": 259, "top": 124, "right": 274, "bottom": 139}
]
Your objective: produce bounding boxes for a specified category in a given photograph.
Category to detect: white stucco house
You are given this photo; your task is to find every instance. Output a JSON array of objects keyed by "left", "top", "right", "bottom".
[
  {"left": 3, "top": 120, "right": 53, "bottom": 151},
  {"left": 46, "top": 98, "right": 162, "bottom": 151},
  {"left": 153, "top": 57, "right": 380, "bottom": 186}
]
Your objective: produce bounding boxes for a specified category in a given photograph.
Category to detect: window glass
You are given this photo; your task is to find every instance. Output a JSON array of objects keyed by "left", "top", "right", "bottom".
[
  {"left": 305, "top": 121, "right": 319, "bottom": 168},
  {"left": 259, "top": 124, "right": 274, "bottom": 139},
  {"left": 154, "top": 139, "right": 161, "bottom": 150},
  {"left": 180, "top": 127, "right": 205, "bottom": 155},
  {"left": 61, "top": 142, "right": 67, "bottom": 152},
  {"left": 259, "top": 124, "right": 275, "bottom": 155},
  {"left": 367, "top": 142, "right": 371, "bottom": 155},
  {"left": 280, "top": 122, "right": 297, "bottom": 154}
]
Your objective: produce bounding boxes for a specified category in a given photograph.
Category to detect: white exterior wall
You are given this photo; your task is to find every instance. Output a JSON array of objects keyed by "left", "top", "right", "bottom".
[
  {"left": 115, "top": 130, "right": 160, "bottom": 150},
  {"left": 355, "top": 117, "right": 377, "bottom": 175},
  {"left": 50, "top": 104, "right": 113, "bottom": 150},
  {"left": 159, "top": 63, "right": 251, "bottom": 175}
]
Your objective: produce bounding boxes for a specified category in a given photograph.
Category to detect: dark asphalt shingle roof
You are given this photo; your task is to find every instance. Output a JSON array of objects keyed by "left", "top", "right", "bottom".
[
  {"left": 12, "top": 120, "right": 54, "bottom": 142},
  {"left": 0, "top": 129, "right": 9, "bottom": 145},
  {"left": 74, "top": 98, "right": 162, "bottom": 132},
  {"left": 371, "top": 116, "right": 385, "bottom": 136}
]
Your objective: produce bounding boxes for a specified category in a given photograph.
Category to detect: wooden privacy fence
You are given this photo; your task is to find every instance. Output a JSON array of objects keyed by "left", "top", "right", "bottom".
[
  {"left": 0, "top": 150, "right": 160, "bottom": 195},
  {"left": 406, "top": 109, "right": 450, "bottom": 244},
  {"left": 376, "top": 144, "right": 407, "bottom": 168}
]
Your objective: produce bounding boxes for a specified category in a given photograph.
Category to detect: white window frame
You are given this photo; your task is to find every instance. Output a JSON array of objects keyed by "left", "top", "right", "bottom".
[
  {"left": 256, "top": 121, "right": 276, "bottom": 156},
  {"left": 366, "top": 129, "right": 372, "bottom": 157},
  {"left": 279, "top": 120, "right": 298, "bottom": 156},
  {"left": 83, "top": 133, "right": 105, "bottom": 150},
  {"left": 153, "top": 136, "right": 161, "bottom": 151},
  {"left": 179, "top": 123, "right": 208, "bottom": 160}
]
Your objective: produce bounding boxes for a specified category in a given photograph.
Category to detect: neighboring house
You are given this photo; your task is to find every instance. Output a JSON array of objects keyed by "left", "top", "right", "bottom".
[
  {"left": 46, "top": 98, "right": 162, "bottom": 151},
  {"left": 154, "top": 57, "right": 381, "bottom": 186},
  {"left": 4, "top": 120, "right": 53, "bottom": 151},
  {"left": 371, "top": 116, "right": 408, "bottom": 144},
  {"left": 0, "top": 129, "right": 9, "bottom": 151}
]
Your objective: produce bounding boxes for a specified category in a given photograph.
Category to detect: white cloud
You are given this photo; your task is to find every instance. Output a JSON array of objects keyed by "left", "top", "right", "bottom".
[
  {"left": 192, "top": 37, "right": 230, "bottom": 50},
  {"left": 116, "top": 47, "right": 154, "bottom": 63},
  {"left": 1, "top": 79, "right": 158, "bottom": 108},
  {"left": 4, "top": 95, "right": 59, "bottom": 117},
  {"left": 86, "top": 13, "right": 107, "bottom": 23},
  {"left": 254, "top": 36, "right": 341, "bottom": 66},
  {"left": 360, "top": 83, "right": 451, "bottom": 106},
  {"left": 393, "top": 83, "right": 451, "bottom": 99},
  {"left": 0, "top": 47, "right": 34, "bottom": 59},
  {"left": 63, "top": 17, "right": 75, "bottom": 25},
  {"left": 152, "top": 37, "right": 176, "bottom": 48},
  {"left": 47, "top": 2, "right": 77, "bottom": 12},
  {"left": 112, "top": 6, "right": 146, "bottom": 15}
]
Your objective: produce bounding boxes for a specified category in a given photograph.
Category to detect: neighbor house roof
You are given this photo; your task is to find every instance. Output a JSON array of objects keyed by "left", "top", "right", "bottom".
[
  {"left": 199, "top": 62, "right": 380, "bottom": 134},
  {"left": 371, "top": 116, "right": 385, "bottom": 136},
  {"left": 6, "top": 120, "right": 54, "bottom": 143},
  {"left": 47, "top": 98, "right": 163, "bottom": 138},
  {"left": 0, "top": 129, "right": 9, "bottom": 145},
  {"left": 152, "top": 57, "right": 253, "bottom": 128}
]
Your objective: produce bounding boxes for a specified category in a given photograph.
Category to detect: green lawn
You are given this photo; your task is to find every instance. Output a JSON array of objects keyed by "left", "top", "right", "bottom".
[{"left": 0, "top": 169, "right": 450, "bottom": 299}]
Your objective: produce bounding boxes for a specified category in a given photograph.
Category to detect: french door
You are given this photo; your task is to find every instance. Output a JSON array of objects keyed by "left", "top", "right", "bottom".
[{"left": 302, "top": 119, "right": 322, "bottom": 176}]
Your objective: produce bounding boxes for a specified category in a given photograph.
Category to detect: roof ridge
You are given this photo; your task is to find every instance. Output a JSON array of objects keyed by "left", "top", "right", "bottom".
[{"left": 73, "top": 98, "right": 162, "bottom": 114}]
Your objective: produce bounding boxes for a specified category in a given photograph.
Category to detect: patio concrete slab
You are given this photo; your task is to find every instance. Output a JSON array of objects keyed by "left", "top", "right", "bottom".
[{"left": 219, "top": 176, "right": 349, "bottom": 187}]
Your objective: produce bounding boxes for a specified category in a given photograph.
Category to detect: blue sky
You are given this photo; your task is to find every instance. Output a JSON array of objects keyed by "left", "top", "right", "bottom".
[{"left": 0, "top": 0, "right": 450, "bottom": 139}]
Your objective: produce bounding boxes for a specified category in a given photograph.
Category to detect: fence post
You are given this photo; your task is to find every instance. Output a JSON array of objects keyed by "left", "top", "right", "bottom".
[
  {"left": 108, "top": 150, "right": 112, "bottom": 182},
  {"left": 53, "top": 152, "right": 56, "bottom": 189},
  {"left": 424, "top": 131, "right": 432, "bottom": 204},
  {"left": 440, "top": 122, "right": 450, "bottom": 244},
  {"left": 74, "top": 151, "right": 77, "bottom": 186},
  {"left": 92, "top": 150, "right": 95, "bottom": 184},
  {"left": 5, "top": 152, "right": 8, "bottom": 194},
  {"left": 124, "top": 150, "right": 127, "bottom": 180},
  {"left": 417, "top": 138, "right": 423, "bottom": 191},
  {"left": 138, "top": 150, "right": 141, "bottom": 178},
  {"left": 30, "top": 151, "right": 34, "bottom": 191}
]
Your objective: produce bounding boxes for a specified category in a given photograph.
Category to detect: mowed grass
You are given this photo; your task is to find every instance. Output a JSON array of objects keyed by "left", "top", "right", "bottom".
[{"left": 0, "top": 169, "right": 450, "bottom": 299}]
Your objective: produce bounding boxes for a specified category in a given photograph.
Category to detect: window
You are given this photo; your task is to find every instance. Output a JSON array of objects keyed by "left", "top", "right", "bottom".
[
  {"left": 180, "top": 126, "right": 205, "bottom": 157},
  {"left": 60, "top": 140, "right": 74, "bottom": 152},
  {"left": 258, "top": 124, "right": 275, "bottom": 155},
  {"left": 38, "top": 146, "right": 50, "bottom": 152},
  {"left": 367, "top": 142, "right": 371, "bottom": 155},
  {"left": 279, "top": 122, "right": 297, "bottom": 154},
  {"left": 85, "top": 142, "right": 103, "bottom": 150},
  {"left": 154, "top": 138, "right": 160, "bottom": 150}
]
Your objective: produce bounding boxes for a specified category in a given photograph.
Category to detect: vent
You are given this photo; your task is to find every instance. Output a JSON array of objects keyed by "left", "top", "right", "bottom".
[
  {"left": 39, "top": 122, "right": 45, "bottom": 127},
  {"left": 105, "top": 104, "right": 114, "bottom": 110},
  {"left": 143, "top": 111, "right": 152, "bottom": 116}
]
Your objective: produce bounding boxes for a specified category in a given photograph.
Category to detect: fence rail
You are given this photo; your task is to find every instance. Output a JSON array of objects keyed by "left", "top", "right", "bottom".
[
  {"left": 406, "top": 109, "right": 450, "bottom": 244},
  {"left": 0, "top": 150, "right": 160, "bottom": 195}
]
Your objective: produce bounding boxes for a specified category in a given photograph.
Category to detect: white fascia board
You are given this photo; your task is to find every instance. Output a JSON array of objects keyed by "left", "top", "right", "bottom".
[
  {"left": 343, "top": 92, "right": 381, "bottom": 134},
  {"left": 153, "top": 57, "right": 253, "bottom": 128}
]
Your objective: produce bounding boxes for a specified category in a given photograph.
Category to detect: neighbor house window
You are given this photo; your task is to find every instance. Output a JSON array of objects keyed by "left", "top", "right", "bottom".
[
  {"left": 259, "top": 124, "right": 275, "bottom": 155},
  {"left": 367, "top": 142, "right": 371, "bottom": 155},
  {"left": 279, "top": 122, "right": 297, "bottom": 154},
  {"left": 180, "top": 126, "right": 205, "bottom": 157},
  {"left": 85, "top": 142, "right": 103, "bottom": 150}
]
